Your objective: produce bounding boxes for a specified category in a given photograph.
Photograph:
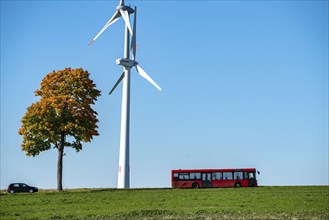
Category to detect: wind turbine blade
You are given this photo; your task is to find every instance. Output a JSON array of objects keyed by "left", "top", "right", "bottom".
[
  {"left": 119, "top": 9, "right": 133, "bottom": 36},
  {"left": 88, "top": 11, "right": 121, "bottom": 46},
  {"left": 131, "top": 7, "right": 137, "bottom": 60},
  {"left": 109, "top": 72, "right": 125, "bottom": 95},
  {"left": 136, "top": 65, "right": 161, "bottom": 91}
]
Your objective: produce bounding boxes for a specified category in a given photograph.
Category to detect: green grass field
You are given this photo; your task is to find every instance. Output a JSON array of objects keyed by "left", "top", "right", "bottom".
[{"left": 1, "top": 186, "right": 328, "bottom": 219}]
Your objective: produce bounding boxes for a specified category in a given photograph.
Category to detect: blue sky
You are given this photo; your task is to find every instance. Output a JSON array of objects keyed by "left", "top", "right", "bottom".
[{"left": 1, "top": 0, "right": 328, "bottom": 189}]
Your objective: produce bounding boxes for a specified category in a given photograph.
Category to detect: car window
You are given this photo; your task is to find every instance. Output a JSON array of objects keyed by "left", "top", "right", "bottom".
[
  {"left": 22, "top": 184, "right": 27, "bottom": 187},
  {"left": 13, "top": 184, "right": 20, "bottom": 187}
]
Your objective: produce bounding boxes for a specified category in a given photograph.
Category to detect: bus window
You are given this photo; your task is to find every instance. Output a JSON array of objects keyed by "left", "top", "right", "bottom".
[
  {"left": 202, "top": 173, "right": 211, "bottom": 181},
  {"left": 234, "top": 172, "right": 243, "bottom": 180},
  {"left": 212, "top": 172, "right": 223, "bottom": 180},
  {"left": 223, "top": 172, "right": 233, "bottom": 180},
  {"left": 179, "top": 173, "right": 190, "bottom": 180},
  {"left": 248, "top": 172, "right": 255, "bottom": 180},
  {"left": 190, "top": 173, "right": 201, "bottom": 180}
]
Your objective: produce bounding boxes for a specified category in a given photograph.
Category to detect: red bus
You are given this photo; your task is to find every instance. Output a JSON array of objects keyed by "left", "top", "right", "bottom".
[{"left": 172, "top": 168, "right": 259, "bottom": 188}]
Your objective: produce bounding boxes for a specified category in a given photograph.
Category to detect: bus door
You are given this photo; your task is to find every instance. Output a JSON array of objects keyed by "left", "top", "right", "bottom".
[
  {"left": 246, "top": 172, "right": 257, "bottom": 187},
  {"left": 202, "top": 173, "right": 212, "bottom": 188}
]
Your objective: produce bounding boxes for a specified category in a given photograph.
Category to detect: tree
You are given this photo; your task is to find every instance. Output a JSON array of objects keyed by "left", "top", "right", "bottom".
[{"left": 19, "top": 68, "right": 101, "bottom": 191}]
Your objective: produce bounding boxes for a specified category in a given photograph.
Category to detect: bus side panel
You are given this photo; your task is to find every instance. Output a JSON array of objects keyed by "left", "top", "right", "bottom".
[
  {"left": 173, "top": 180, "right": 203, "bottom": 188},
  {"left": 240, "top": 180, "right": 249, "bottom": 187},
  {"left": 212, "top": 179, "right": 250, "bottom": 187},
  {"left": 172, "top": 181, "right": 190, "bottom": 188},
  {"left": 212, "top": 180, "right": 236, "bottom": 188}
]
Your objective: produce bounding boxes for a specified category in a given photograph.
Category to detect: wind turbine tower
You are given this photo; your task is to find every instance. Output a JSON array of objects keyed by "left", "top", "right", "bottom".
[{"left": 89, "top": 0, "right": 161, "bottom": 188}]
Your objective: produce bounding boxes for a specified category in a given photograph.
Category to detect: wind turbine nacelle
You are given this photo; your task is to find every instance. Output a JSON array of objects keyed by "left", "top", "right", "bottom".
[
  {"left": 116, "top": 5, "right": 135, "bottom": 14},
  {"left": 116, "top": 58, "right": 138, "bottom": 68}
]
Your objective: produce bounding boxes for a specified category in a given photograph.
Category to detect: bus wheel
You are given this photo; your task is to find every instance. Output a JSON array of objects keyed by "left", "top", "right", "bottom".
[
  {"left": 192, "top": 183, "right": 199, "bottom": 189},
  {"left": 234, "top": 182, "right": 241, "bottom": 188}
]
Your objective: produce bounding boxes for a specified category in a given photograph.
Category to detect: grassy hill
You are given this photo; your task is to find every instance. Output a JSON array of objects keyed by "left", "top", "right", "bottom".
[{"left": 1, "top": 186, "right": 328, "bottom": 219}]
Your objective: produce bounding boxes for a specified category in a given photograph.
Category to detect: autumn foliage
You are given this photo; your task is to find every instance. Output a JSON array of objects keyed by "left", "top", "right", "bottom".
[{"left": 19, "top": 68, "right": 101, "bottom": 190}]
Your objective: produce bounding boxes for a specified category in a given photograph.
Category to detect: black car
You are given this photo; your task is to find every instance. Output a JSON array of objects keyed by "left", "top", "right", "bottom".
[{"left": 7, "top": 183, "right": 38, "bottom": 193}]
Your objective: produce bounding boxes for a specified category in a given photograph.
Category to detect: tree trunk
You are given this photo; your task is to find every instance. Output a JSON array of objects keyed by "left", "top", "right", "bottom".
[{"left": 57, "top": 134, "right": 65, "bottom": 191}]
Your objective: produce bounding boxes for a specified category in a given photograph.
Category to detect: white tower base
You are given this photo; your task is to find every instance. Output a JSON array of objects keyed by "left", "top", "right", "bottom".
[{"left": 117, "top": 20, "right": 131, "bottom": 189}]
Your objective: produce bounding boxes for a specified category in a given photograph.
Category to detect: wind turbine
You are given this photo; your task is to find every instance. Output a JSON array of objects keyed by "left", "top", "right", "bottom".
[{"left": 89, "top": 0, "right": 161, "bottom": 189}]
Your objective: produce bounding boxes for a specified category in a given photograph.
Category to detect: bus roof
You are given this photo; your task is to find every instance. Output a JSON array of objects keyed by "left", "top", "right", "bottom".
[{"left": 171, "top": 168, "right": 256, "bottom": 173}]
